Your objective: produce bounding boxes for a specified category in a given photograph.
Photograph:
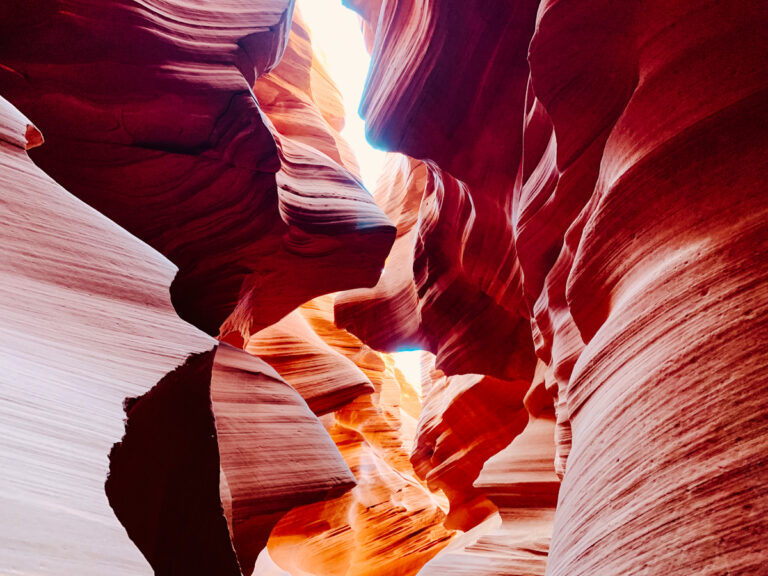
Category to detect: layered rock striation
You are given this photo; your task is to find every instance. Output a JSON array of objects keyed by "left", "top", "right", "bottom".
[
  {"left": 0, "top": 0, "right": 394, "bottom": 342},
  {"left": 262, "top": 296, "right": 453, "bottom": 576},
  {"left": 1, "top": 0, "right": 766, "bottom": 575},
  {"left": 339, "top": 0, "right": 768, "bottom": 574},
  {"left": 0, "top": 97, "right": 355, "bottom": 576}
]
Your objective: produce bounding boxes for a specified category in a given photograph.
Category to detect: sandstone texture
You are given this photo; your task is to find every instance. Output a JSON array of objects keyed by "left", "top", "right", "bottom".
[
  {"left": 0, "top": 0, "right": 394, "bottom": 342},
  {"left": 0, "top": 95, "right": 357, "bottom": 576},
  {"left": 341, "top": 0, "right": 768, "bottom": 574},
  {"left": 265, "top": 297, "right": 453, "bottom": 576},
  {"left": 1, "top": 0, "right": 766, "bottom": 575}
]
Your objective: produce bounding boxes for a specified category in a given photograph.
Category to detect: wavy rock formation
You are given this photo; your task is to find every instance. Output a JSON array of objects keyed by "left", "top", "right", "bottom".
[
  {"left": 335, "top": 154, "right": 426, "bottom": 352},
  {"left": 334, "top": 0, "right": 542, "bottom": 382},
  {"left": 246, "top": 310, "right": 374, "bottom": 415},
  {"left": 108, "top": 343, "right": 356, "bottom": 576},
  {"left": 3, "top": 0, "right": 767, "bottom": 574},
  {"left": 253, "top": 10, "right": 360, "bottom": 176},
  {"left": 411, "top": 357, "right": 533, "bottom": 530},
  {"left": 419, "top": 373, "right": 559, "bottom": 576},
  {"left": 0, "top": 0, "right": 394, "bottom": 342},
  {"left": 340, "top": 0, "right": 768, "bottom": 574},
  {"left": 0, "top": 96, "right": 211, "bottom": 576},
  {"left": 336, "top": 154, "right": 537, "bottom": 381},
  {"left": 264, "top": 296, "right": 454, "bottom": 576},
  {"left": 524, "top": 3, "right": 768, "bottom": 574},
  {"left": 0, "top": 97, "right": 355, "bottom": 576}
]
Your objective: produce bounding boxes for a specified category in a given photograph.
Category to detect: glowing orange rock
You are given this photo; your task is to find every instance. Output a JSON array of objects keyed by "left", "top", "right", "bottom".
[
  {"left": 411, "top": 356, "right": 532, "bottom": 530},
  {"left": 246, "top": 310, "right": 374, "bottom": 415},
  {"left": 265, "top": 296, "right": 454, "bottom": 576},
  {"left": 418, "top": 368, "right": 560, "bottom": 575}
]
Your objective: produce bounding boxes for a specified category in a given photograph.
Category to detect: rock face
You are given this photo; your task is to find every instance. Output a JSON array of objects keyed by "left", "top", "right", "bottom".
[
  {"left": 0, "top": 0, "right": 394, "bottom": 342},
  {"left": 335, "top": 154, "right": 537, "bottom": 381},
  {"left": 2, "top": 0, "right": 767, "bottom": 575},
  {"left": 0, "top": 95, "right": 357, "bottom": 576},
  {"left": 107, "top": 343, "right": 356, "bottom": 576},
  {"left": 411, "top": 355, "right": 532, "bottom": 531},
  {"left": 246, "top": 310, "right": 374, "bottom": 415},
  {"left": 418, "top": 368, "right": 560, "bottom": 576},
  {"left": 341, "top": 0, "right": 768, "bottom": 574},
  {"left": 264, "top": 297, "right": 454, "bottom": 576},
  {"left": 524, "top": 3, "right": 768, "bottom": 573},
  {"left": 0, "top": 95, "right": 210, "bottom": 576}
]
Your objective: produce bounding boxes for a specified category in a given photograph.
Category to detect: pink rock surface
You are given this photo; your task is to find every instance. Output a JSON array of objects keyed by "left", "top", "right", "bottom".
[
  {"left": 212, "top": 344, "right": 356, "bottom": 574},
  {"left": 0, "top": 96, "right": 355, "bottom": 576},
  {"left": 0, "top": 95, "right": 209, "bottom": 575}
]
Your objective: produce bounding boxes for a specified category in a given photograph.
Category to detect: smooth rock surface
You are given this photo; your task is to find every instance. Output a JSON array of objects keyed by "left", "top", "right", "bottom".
[
  {"left": 342, "top": 1, "right": 768, "bottom": 574},
  {"left": 0, "top": 96, "right": 356, "bottom": 576},
  {"left": 0, "top": 0, "right": 394, "bottom": 342},
  {"left": 0, "top": 96, "right": 210, "bottom": 576}
]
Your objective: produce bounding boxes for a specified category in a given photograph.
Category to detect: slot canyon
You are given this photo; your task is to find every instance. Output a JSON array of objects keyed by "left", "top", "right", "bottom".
[{"left": 0, "top": 0, "right": 766, "bottom": 575}]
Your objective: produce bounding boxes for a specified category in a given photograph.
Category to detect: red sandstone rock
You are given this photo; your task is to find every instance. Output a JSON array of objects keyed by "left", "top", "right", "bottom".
[
  {"left": 265, "top": 296, "right": 454, "bottom": 576},
  {"left": 334, "top": 0, "right": 542, "bottom": 381},
  {"left": 411, "top": 356, "right": 532, "bottom": 530},
  {"left": 0, "top": 0, "right": 394, "bottom": 342},
  {"left": 418, "top": 371, "right": 560, "bottom": 575},
  {"left": 335, "top": 155, "right": 427, "bottom": 352},
  {"left": 345, "top": 1, "right": 768, "bottom": 574},
  {"left": 0, "top": 96, "right": 355, "bottom": 576},
  {"left": 4, "top": 0, "right": 767, "bottom": 574},
  {"left": 106, "top": 344, "right": 358, "bottom": 576},
  {"left": 212, "top": 344, "right": 355, "bottom": 574},
  {"left": 336, "top": 154, "right": 537, "bottom": 380},
  {"left": 525, "top": 2, "right": 768, "bottom": 574},
  {"left": 246, "top": 310, "right": 374, "bottom": 415},
  {"left": 253, "top": 10, "right": 361, "bottom": 176}
]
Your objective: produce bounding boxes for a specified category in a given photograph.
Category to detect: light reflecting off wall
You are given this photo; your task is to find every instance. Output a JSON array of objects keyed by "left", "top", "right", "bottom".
[{"left": 298, "top": 1, "right": 426, "bottom": 397}]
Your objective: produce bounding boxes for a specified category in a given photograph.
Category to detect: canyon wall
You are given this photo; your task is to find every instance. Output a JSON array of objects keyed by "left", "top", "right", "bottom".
[
  {"left": 0, "top": 0, "right": 394, "bottom": 342},
  {"left": 342, "top": 0, "right": 768, "bottom": 574},
  {"left": 0, "top": 2, "right": 388, "bottom": 574},
  {"left": 0, "top": 96, "right": 355, "bottom": 576},
  {"left": 1, "top": 0, "right": 766, "bottom": 575}
]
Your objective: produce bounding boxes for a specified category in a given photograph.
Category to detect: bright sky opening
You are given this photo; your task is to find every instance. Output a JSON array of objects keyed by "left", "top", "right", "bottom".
[
  {"left": 297, "top": 0, "right": 386, "bottom": 191},
  {"left": 298, "top": 0, "right": 424, "bottom": 393}
]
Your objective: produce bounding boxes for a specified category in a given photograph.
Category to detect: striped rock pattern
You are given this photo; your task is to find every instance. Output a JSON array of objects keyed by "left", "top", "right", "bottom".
[
  {"left": 338, "top": 0, "right": 768, "bottom": 574},
  {"left": 0, "top": 97, "right": 355, "bottom": 576},
  {"left": 264, "top": 296, "right": 454, "bottom": 576},
  {"left": 0, "top": 0, "right": 394, "bottom": 342}
]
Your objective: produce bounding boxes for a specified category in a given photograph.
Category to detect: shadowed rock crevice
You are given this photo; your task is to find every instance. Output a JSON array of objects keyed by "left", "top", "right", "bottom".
[
  {"left": 106, "top": 349, "right": 242, "bottom": 576},
  {"left": 106, "top": 343, "right": 359, "bottom": 576}
]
